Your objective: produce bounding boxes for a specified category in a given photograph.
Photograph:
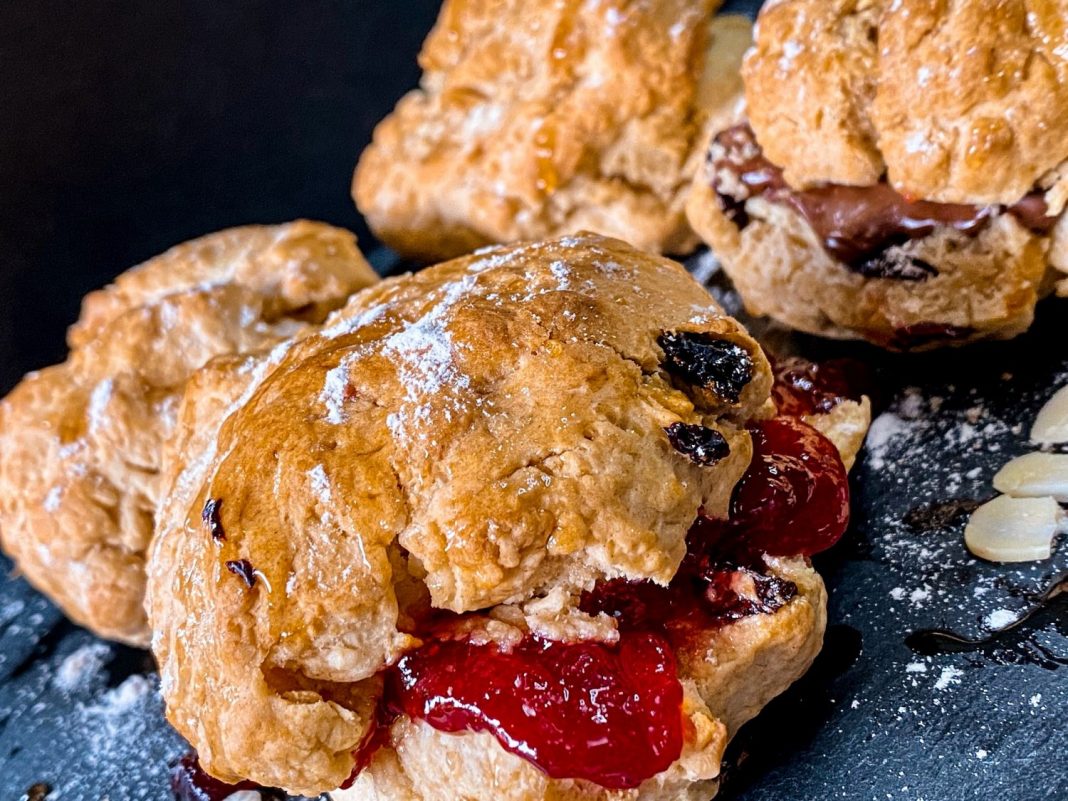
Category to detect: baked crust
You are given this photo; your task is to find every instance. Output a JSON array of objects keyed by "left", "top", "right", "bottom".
[
  {"left": 686, "top": 170, "right": 1051, "bottom": 347},
  {"left": 743, "top": 0, "right": 1068, "bottom": 204},
  {"left": 0, "top": 221, "right": 376, "bottom": 645},
  {"left": 353, "top": 1, "right": 752, "bottom": 261},
  {"left": 146, "top": 234, "right": 779, "bottom": 794}
]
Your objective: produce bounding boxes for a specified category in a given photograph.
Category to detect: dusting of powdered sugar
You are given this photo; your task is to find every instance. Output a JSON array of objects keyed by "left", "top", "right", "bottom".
[
  {"left": 382, "top": 274, "right": 477, "bottom": 449},
  {"left": 320, "top": 353, "right": 357, "bottom": 425},
  {"left": 53, "top": 643, "right": 111, "bottom": 692}
]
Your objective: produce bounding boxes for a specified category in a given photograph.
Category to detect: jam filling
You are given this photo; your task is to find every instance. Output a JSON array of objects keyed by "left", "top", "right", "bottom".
[
  {"left": 771, "top": 355, "right": 869, "bottom": 417},
  {"left": 710, "top": 124, "right": 1057, "bottom": 271},
  {"left": 390, "top": 633, "right": 683, "bottom": 790}
]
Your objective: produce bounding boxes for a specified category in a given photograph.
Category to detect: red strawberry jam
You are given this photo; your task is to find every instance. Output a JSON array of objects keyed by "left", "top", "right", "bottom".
[
  {"left": 695, "top": 416, "right": 849, "bottom": 557},
  {"left": 389, "top": 633, "right": 683, "bottom": 790},
  {"left": 771, "top": 355, "right": 867, "bottom": 417}
]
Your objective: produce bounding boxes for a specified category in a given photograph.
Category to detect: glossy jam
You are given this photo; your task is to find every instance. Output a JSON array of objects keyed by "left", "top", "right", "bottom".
[
  {"left": 170, "top": 752, "right": 283, "bottom": 801},
  {"left": 389, "top": 633, "right": 683, "bottom": 790},
  {"left": 696, "top": 417, "right": 850, "bottom": 558},
  {"left": 771, "top": 355, "right": 867, "bottom": 416}
]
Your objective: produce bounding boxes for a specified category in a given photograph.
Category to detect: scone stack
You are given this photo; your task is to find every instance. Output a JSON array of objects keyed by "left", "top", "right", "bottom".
[{"left": 8, "top": 0, "right": 1065, "bottom": 798}]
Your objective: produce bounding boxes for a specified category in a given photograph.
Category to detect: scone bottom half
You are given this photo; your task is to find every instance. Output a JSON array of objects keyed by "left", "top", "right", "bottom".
[
  {"left": 148, "top": 234, "right": 870, "bottom": 800},
  {"left": 687, "top": 122, "right": 1064, "bottom": 349}
]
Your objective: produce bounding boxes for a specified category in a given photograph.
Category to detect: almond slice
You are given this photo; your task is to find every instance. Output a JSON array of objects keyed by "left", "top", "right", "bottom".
[
  {"left": 1031, "top": 385, "right": 1068, "bottom": 444},
  {"left": 993, "top": 452, "right": 1068, "bottom": 502},
  {"left": 964, "top": 495, "right": 1064, "bottom": 563}
]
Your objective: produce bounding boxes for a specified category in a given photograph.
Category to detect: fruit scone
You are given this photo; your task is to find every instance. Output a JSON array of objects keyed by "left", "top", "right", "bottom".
[
  {"left": 687, "top": 0, "right": 1068, "bottom": 349},
  {"left": 0, "top": 221, "right": 378, "bottom": 645},
  {"left": 353, "top": 0, "right": 753, "bottom": 261},
  {"left": 148, "top": 233, "right": 871, "bottom": 801}
]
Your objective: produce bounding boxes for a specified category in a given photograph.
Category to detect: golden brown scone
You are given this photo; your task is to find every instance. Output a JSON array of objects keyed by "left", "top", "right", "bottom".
[
  {"left": 354, "top": 1, "right": 753, "bottom": 261},
  {"left": 147, "top": 233, "right": 790, "bottom": 795},
  {"left": 0, "top": 221, "right": 377, "bottom": 645},
  {"left": 687, "top": 173, "right": 1052, "bottom": 347},
  {"left": 687, "top": 0, "right": 1068, "bottom": 347},
  {"left": 744, "top": 0, "right": 1068, "bottom": 203},
  {"left": 805, "top": 398, "right": 870, "bottom": 473}
]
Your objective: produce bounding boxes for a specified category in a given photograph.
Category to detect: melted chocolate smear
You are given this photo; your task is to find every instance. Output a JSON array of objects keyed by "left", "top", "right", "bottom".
[
  {"left": 202, "top": 498, "right": 225, "bottom": 542},
  {"left": 225, "top": 559, "right": 257, "bottom": 589},
  {"left": 903, "top": 497, "right": 985, "bottom": 532},
  {"left": 906, "top": 573, "right": 1068, "bottom": 670},
  {"left": 657, "top": 331, "right": 753, "bottom": 403},
  {"left": 24, "top": 783, "right": 51, "bottom": 801},
  {"left": 710, "top": 124, "right": 1057, "bottom": 271},
  {"left": 664, "top": 422, "right": 730, "bottom": 466}
]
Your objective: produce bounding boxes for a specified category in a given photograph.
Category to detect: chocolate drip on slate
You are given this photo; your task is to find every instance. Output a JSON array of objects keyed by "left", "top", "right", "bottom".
[{"left": 906, "top": 573, "right": 1068, "bottom": 670}]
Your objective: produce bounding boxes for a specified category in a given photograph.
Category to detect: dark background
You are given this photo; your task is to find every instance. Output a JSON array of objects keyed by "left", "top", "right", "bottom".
[
  {"left": 0, "top": 0, "right": 440, "bottom": 393},
  {"left": 0, "top": 2, "right": 1065, "bottom": 800}
]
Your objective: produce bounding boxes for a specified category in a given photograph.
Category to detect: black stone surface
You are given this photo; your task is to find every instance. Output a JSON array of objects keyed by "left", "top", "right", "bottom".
[{"left": 0, "top": 2, "right": 1064, "bottom": 800}]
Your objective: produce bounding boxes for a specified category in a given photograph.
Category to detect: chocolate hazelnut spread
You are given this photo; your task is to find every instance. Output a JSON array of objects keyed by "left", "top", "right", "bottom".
[{"left": 710, "top": 125, "right": 1057, "bottom": 272}]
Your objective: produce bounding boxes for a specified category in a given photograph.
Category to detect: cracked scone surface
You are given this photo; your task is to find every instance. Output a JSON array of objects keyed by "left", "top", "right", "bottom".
[
  {"left": 743, "top": 0, "right": 1068, "bottom": 203},
  {"left": 146, "top": 233, "right": 780, "bottom": 795},
  {"left": 0, "top": 221, "right": 376, "bottom": 645},
  {"left": 353, "top": 0, "right": 754, "bottom": 261}
]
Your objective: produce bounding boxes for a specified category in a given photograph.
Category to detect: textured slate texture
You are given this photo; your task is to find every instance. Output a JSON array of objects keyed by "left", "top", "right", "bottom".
[{"left": 0, "top": 1, "right": 1064, "bottom": 799}]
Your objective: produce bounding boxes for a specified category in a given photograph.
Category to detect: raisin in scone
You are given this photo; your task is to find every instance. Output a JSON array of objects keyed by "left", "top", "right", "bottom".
[
  {"left": 0, "top": 221, "right": 377, "bottom": 645},
  {"left": 687, "top": 0, "right": 1068, "bottom": 349},
  {"left": 148, "top": 233, "right": 869, "bottom": 799},
  {"left": 353, "top": 0, "right": 752, "bottom": 261}
]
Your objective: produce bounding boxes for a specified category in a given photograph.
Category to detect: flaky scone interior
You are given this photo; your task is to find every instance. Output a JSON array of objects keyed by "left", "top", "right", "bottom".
[
  {"left": 0, "top": 221, "right": 377, "bottom": 645},
  {"left": 149, "top": 233, "right": 870, "bottom": 800}
]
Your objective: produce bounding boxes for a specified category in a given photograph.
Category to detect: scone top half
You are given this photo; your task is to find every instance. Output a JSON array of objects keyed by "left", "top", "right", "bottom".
[
  {"left": 147, "top": 234, "right": 805, "bottom": 795},
  {"left": 688, "top": 0, "right": 1068, "bottom": 348}
]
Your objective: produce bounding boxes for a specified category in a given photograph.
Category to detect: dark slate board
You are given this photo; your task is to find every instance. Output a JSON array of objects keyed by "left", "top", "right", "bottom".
[{"left": 0, "top": 1, "right": 1064, "bottom": 799}]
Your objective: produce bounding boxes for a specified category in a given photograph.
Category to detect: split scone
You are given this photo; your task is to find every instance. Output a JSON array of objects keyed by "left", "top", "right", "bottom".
[
  {"left": 687, "top": 0, "right": 1068, "bottom": 349},
  {"left": 354, "top": 0, "right": 752, "bottom": 261},
  {"left": 149, "top": 233, "right": 870, "bottom": 800},
  {"left": 0, "top": 221, "right": 377, "bottom": 645}
]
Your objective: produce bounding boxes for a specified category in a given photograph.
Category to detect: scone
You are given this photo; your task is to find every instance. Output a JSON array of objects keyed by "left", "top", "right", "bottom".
[
  {"left": 687, "top": 0, "right": 1068, "bottom": 349},
  {"left": 0, "top": 221, "right": 377, "bottom": 645},
  {"left": 148, "top": 233, "right": 869, "bottom": 800},
  {"left": 353, "top": 0, "right": 752, "bottom": 261}
]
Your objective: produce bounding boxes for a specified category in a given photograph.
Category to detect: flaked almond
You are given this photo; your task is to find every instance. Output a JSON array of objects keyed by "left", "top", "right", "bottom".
[
  {"left": 993, "top": 452, "right": 1068, "bottom": 501},
  {"left": 1031, "top": 385, "right": 1068, "bottom": 444},
  {"left": 964, "top": 495, "right": 1064, "bottom": 563}
]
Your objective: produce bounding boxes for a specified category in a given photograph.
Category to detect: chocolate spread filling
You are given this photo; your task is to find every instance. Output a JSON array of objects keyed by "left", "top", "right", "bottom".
[{"left": 710, "top": 125, "right": 1058, "bottom": 277}]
